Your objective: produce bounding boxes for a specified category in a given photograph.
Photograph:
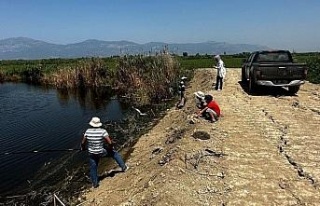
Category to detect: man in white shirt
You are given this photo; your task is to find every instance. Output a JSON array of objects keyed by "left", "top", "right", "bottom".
[{"left": 214, "top": 55, "right": 226, "bottom": 91}]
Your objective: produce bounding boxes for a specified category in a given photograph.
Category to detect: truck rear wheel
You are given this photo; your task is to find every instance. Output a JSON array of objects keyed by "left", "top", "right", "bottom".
[{"left": 288, "top": 86, "right": 300, "bottom": 94}]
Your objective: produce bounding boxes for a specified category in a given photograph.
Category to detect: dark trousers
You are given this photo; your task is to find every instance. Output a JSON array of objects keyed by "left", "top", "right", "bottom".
[{"left": 215, "top": 76, "right": 223, "bottom": 90}]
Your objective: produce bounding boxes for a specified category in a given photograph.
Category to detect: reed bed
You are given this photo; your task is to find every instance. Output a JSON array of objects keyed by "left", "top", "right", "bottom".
[
  {"left": 115, "top": 54, "right": 180, "bottom": 105},
  {"left": 40, "top": 54, "right": 181, "bottom": 106},
  {"left": 46, "top": 58, "right": 113, "bottom": 89},
  {"left": 0, "top": 71, "right": 4, "bottom": 83}
]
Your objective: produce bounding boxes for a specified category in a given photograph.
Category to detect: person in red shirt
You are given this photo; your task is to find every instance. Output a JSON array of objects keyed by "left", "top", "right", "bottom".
[{"left": 197, "top": 95, "right": 221, "bottom": 122}]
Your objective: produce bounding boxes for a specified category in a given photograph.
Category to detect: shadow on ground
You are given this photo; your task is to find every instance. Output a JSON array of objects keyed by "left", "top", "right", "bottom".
[
  {"left": 99, "top": 169, "right": 123, "bottom": 181},
  {"left": 238, "top": 81, "right": 298, "bottom": 97}
]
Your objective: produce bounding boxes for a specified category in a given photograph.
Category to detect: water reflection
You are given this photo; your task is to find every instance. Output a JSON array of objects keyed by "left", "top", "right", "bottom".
[
  {"left": 56, "top": 86, "right": 120, "bottom": 110},
  {"left": 0, "top": 83, "right": 128, "bottom": 196},
  {"left": 1, "top": 83, "right": 172, "bottom": 202}
]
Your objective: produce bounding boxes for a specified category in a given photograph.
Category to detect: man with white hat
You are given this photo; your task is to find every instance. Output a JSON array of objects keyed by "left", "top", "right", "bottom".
[
  {"left": 213, "top": 55, "right": 226, "bottom": 91},
  {"left": 81, "top": 117, "right": 128, "bottom": 188}
]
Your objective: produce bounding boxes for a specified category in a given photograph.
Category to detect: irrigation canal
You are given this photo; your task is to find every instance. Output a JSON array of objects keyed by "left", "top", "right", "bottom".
[{"left": 0, "top": 82, "right": 131, "bottom": 195}]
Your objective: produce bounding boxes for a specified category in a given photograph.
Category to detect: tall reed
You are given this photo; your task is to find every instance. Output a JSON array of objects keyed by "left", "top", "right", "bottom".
[
  {"left": 1, "top": 55, "right": 183, "bottom": 105},
  {"left": 47, "top": 58, "right": 113, "bottom": 89},
  {"left": 115, "top": 54, "right": 180, "bottom": 105},
  {"left": 0, "top": 71, "right": 4, "bottom": 83}
]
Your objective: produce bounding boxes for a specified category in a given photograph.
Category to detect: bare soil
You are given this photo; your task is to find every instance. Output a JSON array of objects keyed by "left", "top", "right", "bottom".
[{"left": 81, "top": 68, "right": 320, "bottom": 206}]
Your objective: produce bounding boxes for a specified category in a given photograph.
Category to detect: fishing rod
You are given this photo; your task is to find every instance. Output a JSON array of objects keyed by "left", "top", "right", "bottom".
[{"left": 0, "top": 148, "right": 81, "bottom": 156}]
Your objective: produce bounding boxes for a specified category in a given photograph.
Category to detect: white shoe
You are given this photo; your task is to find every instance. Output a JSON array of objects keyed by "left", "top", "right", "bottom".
[{"left": 122, "top": 165, "right": 129, "bottom": 172}]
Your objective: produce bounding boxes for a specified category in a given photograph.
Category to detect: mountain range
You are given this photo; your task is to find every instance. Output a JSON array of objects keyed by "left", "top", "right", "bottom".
[{"left": 0, "top": 37, "right": 270, "bottom": 60}]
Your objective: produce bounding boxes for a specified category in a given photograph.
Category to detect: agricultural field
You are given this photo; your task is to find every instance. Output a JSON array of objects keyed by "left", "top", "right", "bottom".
[{"left": 177, "top": 52, "right": 320, "bottom": 84}]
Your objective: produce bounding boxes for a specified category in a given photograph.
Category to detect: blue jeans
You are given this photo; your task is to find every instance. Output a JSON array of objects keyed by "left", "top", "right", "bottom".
[{"left": 89, "top": 149, "right": 126, "bottom": 187}]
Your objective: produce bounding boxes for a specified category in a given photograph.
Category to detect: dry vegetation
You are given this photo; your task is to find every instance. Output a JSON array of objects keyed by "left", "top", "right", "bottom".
[
  {"left": 115, "top": 55, "right": 180, "bottom": 105},
  {"left": 43, "top": 58, "right": 112, "bottom": 89},
  {"left": 80, "top": 68, "right": 320, "bottom": 205},
  {"left": 41, "top": 54, "right": 181, "bottom": 106}
]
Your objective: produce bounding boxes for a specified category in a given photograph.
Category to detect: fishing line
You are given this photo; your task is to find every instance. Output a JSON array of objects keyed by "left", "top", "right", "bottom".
[{"left": 0, "top": 148, "right": 81, "bottom": 156}]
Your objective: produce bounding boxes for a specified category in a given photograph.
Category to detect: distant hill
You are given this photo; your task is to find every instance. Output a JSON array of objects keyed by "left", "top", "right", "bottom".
[{"left": 0, "top": 37, "right": 270, "bottom": 60}]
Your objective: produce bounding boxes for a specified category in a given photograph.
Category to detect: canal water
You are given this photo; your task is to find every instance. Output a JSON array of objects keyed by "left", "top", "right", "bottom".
[{"left": 0, "top": 83, "right": 131, "bottom": 196}]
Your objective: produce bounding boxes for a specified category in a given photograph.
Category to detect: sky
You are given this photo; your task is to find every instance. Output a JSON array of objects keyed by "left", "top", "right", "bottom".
[{"left": 0, "top": 0, "right": 319, "bottom": 52}]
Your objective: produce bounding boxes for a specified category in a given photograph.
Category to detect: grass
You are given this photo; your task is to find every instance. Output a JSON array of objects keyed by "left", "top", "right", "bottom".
[
  {"left": 305, "top": 55, "right": 320, "bottom": 84},
  {"left": 176, "top": 52, "right": 320, "bottom": 84},
  {"left": 176, "top": 54, "right": 247, "bottom": 70}
]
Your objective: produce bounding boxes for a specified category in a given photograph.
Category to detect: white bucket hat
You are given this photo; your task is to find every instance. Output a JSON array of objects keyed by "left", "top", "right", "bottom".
[
  {"left": 194, "top": 91, "right": 205, "bottom": 99},
  {"left": 214, "top": 55, "right": 221, "bottom": 60},
  {"left": 89, "top": 117, "right": 102, "bottom": 127}
]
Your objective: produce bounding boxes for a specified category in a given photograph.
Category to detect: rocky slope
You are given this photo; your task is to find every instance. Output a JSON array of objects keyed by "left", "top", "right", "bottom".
[{"left": 81, "top": 68, "right": 320, "bottom": 205}]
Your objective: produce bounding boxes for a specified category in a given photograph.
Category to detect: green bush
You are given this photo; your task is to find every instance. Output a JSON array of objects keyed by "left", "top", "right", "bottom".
[{"left": 306, "top": 56, "right": 320, "bottom": 84}]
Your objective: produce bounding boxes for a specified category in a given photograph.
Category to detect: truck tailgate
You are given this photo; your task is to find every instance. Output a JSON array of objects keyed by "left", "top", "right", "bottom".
[{"left": 252, "top": 63, "right": 306, "bottom": 80}]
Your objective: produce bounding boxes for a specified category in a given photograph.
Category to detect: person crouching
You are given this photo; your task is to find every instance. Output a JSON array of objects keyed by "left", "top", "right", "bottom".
[
  {"left": 197, "top": 95, "right": 221, "bottom": 123},
  {"left": 194, "top": 91, "right": 206, "bottom": 110}
]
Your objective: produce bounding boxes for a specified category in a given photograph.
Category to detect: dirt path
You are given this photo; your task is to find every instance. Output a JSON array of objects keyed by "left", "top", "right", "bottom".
[{"left": 82, "top": 68, "right": 320, "bottom": 206}]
